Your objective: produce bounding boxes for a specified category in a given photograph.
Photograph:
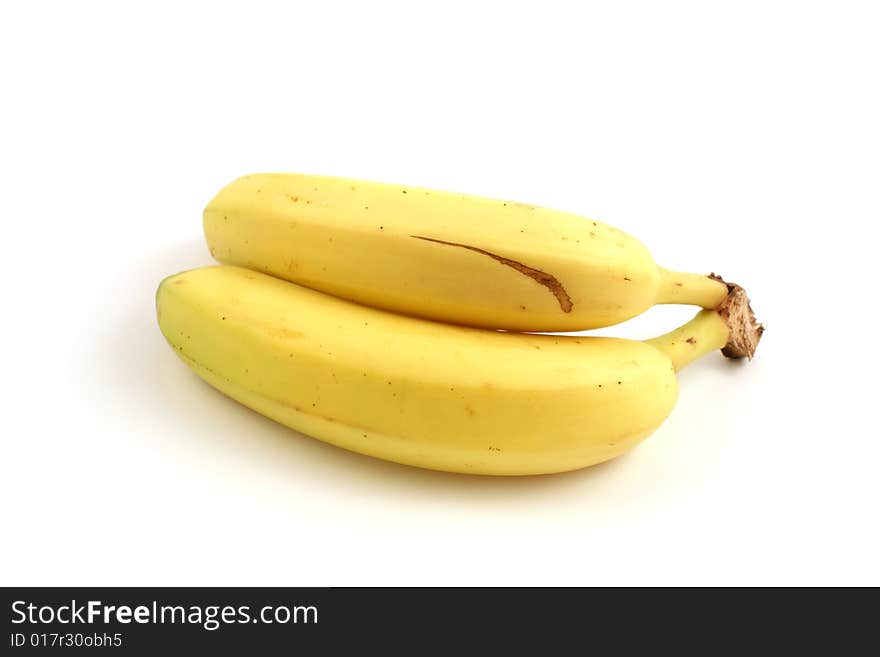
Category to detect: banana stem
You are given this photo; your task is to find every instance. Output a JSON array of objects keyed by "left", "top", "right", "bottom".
[
  {"left": 644, "top": 310, "right": 730, "bottom": 372},
  {"left": 656, "top": 268, "right": 729, "bottom": 308},
  {"left": 648, "top": 272, "right": 764, "bottom": 369}
]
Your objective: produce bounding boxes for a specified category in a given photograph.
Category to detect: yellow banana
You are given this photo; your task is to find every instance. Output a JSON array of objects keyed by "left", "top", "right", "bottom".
[
  {"left": 204, "top": 173, "right": 729, "bottom": 331},
  {"left": 156, "top": 266, "right": 759, "bottom": 475}
]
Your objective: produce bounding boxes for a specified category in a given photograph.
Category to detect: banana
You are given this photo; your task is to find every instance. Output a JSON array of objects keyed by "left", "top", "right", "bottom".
[
  {"left": 156, "top": 266, "right": 759, "bottom": 475},
  {"left": 204, "top": 173, "right": 730, "bottom": 331}
]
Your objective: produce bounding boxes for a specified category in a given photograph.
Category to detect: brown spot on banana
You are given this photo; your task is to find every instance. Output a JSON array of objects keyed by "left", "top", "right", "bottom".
[{"left": 410, "top": 235, "right": 573, "bottom": 313}]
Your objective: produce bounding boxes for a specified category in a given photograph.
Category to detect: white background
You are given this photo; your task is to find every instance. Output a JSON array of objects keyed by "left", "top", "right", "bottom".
[{"left": 3, "top": 1, "right": 878, "bottom": 586}]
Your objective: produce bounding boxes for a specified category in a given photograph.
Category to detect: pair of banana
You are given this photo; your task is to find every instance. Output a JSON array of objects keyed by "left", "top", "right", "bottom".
[{"left": 157, "top": 174, "right": 762, "bottom": 475}]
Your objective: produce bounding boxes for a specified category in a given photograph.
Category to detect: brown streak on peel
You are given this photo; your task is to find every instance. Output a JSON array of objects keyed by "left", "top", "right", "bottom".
[{"left": 410, "top": 235, "right": 573, "bottom": 312}]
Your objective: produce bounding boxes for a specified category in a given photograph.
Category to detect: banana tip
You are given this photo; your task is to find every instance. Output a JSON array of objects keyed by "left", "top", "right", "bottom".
[{"left": 709, "top": 274, "right": 764, "bottom": 360}]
